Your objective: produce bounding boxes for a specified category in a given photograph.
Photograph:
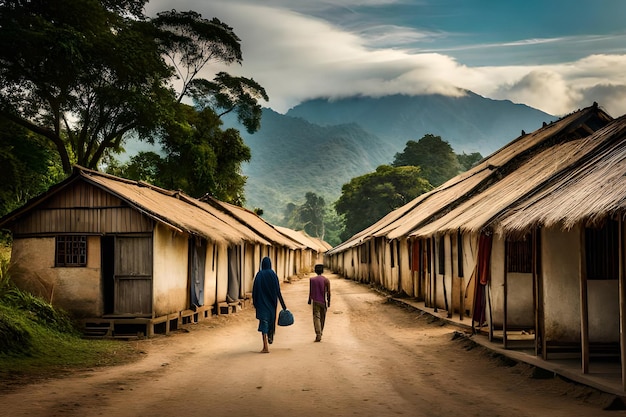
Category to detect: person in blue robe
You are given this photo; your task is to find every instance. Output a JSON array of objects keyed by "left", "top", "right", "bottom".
[{"left": 252, "top": 257, "right": 287, "bottom": 353}]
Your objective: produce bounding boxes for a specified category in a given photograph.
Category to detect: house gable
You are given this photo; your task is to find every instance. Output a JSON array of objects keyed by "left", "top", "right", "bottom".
[{"left": 7, "top": 179, "right": 153, "bottom": 237}]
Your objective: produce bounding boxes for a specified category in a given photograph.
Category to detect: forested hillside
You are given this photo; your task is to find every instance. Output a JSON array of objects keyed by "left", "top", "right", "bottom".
[
  {"left": 231, "top": 93, "right": 555, "bottom": 225},
  {"left": 239, "top": 109, "right": 390, "bottom": 224}
]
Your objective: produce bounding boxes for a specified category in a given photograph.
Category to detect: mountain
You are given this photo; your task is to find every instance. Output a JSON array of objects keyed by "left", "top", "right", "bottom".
[
  {"left": 226, "top": 92, "right": 556, "bottom": 224},
  {"left": 237, "top": 109, "right": 391, "bottom": 224},
  {"left": 285, "top": 92, "right": 554, "bottom": 156}
]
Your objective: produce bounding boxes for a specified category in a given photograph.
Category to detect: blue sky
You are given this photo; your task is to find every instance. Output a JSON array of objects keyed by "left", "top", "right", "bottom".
[{"left": 146, "top": 0, "right": 626, "bottom": 117}]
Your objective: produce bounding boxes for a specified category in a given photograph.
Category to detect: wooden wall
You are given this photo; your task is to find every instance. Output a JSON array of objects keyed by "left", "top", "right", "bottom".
[{"left": 10, "top": 181, "right": 152, "bottom": 236}]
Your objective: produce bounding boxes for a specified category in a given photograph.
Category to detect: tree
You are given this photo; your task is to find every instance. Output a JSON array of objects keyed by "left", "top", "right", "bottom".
[
  {"left": 0, "top": 119, "right": 64, "bottom": 216},
  {"left": 335, "top": 165, "right": 432, "bottom": 241},
  {"left": 392, "top": 134, "right": 461, "bottom": 187},
  {"left": 0, "top": 2, "right": 267, "bottom": 177},
  {"left": 283, "top": 192, "right": 327, "bottom": 240},
  {"left": 108, "top": 104, "right": 251, "bottom": 204},
  {"left": 458, "top": 152, "right": 483, "bottom": 171},
  {"left": 0, "top": 0, "right": 173, "bottom": 173}
]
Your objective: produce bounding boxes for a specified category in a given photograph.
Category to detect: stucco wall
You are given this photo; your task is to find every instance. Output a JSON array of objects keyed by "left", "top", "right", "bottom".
[
  {"left": 215, "top": 243, "right": 229, "bottom": 303},
  {"left": 542, "top": 226, "right": 581, "bottom": 343},
  {"left": 399, "top": 238, "right": 413, "bottom": 296},
  {"left": 153, "top": 224, "right": 188, "bottom": 316},
  {"left": 588, "top": 280, "right": 619, "bottom": 343},
  {"left": 203, "top": 241, "right": 218, "bottom": 307},
  {"left": 488, "top": 235, "right": 535, "bottom": 328},
  {"left": 462, "top": 234, "right": 479, "bottom": 318},
  {"left": 10, "top": 236, "right": 102, "bottom": 317}
]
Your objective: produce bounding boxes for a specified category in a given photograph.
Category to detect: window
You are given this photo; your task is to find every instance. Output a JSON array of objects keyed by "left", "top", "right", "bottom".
[
  {"left": 506, "top": 236, "right": 532, "bottom": 273},
  {"left": 586, "top": 220, "right": 618, "bottom": 280},
  {"left": 56, "top": 236, "right": 87, "bottom": 267}
]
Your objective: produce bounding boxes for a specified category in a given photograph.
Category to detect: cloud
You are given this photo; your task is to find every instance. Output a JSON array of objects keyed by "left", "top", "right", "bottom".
[
  {"left": 490, "top": 70, "right": 581, "bottom": 116},
  {"left": 145, "top": 0, "right": 626, "bottom": 117},
  {"left": 471, "top": 54, "right": 626, "bottom": 116}
]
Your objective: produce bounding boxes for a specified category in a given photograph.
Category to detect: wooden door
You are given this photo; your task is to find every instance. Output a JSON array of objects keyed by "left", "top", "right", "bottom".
[{"left": 114, "top": 235, "right": 153, "bottom": 316}]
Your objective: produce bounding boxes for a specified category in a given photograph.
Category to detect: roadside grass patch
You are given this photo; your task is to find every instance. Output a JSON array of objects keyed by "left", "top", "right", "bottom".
[{"left": 0, "top": 247, "right": 141, "bottom": 386}]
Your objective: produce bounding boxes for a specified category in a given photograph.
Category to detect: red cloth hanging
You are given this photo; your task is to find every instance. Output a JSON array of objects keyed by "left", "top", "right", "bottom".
[{"left": 472, "top": 233, "right": 492, "bottom": 326}]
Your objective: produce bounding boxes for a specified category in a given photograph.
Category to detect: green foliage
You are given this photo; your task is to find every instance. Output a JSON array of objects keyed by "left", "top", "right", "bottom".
[
  {"left": 0, "top": 304, "right": 33, "bottom": 355},
  {"left": 392, "top": 134, "right": 461, "bottom": 187},
  {"left": 0, "top": 2, "right": 266, "bottom": 179},
  {"left": 281, "top": 192, "right": 344, "bottom": 246},
  {"left": 321, "top": 211, "right": 345, "bottom": 247},
  {"left": 3, "top": 288, "right": 78, "bottom": 335},
  {"left": 190, "top": 73, "right": 269, "bottom": 134},
  {"left": 284, "top": 192, "right": 326, "bottom": 238},
  {"left": 335, "top": 165, "right": 432, "bottom": 241},
  {"left": 458, "top": 152, "right": 484, "bottom": 171},
  {"left": 0, "top": 0, "right": 174, "bottom": 172},
  {"left": 0, "top": 119, "right": 65, "bottom": 217},
  {"left": 108, "top": 105, "right": 251, "bottom": 204},
  {"left": 0, "top": 248, "right": 137, "bottom": 374},
  {"left": 0, "top": 301, "right": 136, "bottom": 376}
]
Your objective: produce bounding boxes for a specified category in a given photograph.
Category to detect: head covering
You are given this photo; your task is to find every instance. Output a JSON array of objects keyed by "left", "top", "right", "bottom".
[
  {"left": 252, "top": 256, "right": 285, "bottom": 328},
  {"left": 261, "top": 256, "right": 272, "bottom": 270}
]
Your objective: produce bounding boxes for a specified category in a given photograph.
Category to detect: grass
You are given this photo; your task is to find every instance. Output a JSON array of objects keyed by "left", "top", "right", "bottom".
[{"left": 0, "top": 243, "right": 141, "bottom": 387}]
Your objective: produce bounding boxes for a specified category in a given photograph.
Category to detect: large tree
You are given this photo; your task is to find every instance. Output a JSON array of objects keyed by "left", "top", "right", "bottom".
[
  {"left": 0, "top": 1, "right": 266, "bottom": 177},
  {"left": 283, "top": 192, "right": 327, "bottom": 239},
  {"left": 392, "top": 134, "right": 461, "bottom": 187},
  {"left": 335, "top": 165, "right": 432, "bottom": 241},
  {"left": 0, "top": 119, "right": 64, "bottom": 216},
  {"left": 109, "top": 104, "right": 251, "bottom": 204}
]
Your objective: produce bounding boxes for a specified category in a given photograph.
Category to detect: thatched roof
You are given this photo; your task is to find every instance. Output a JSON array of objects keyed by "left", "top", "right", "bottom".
[
  {"left": 327, "top": 103, "right": 613, "bottom": 253},
  {"left": 0, "top": 166, "right": 273, "bottom": 246},
  {"left": 200, "top": 196, "right": 303, "bottom": 249},
  {"left": 273, "top": 226, "right": 331, "bottom": 252},
  {"left": 493, "top": 115, "right": 626, "bottom": 235}
]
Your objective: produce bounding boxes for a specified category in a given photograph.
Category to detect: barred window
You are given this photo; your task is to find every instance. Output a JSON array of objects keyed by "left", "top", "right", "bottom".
[
  {"left": 506, "top": 236, "right": 532, "bottom": 273},
  {"left": 586, "top": 220, "right": 618, "bottom": 280},
  {"left": 56, "top": 236, "right": 87, "bottom": 267}
]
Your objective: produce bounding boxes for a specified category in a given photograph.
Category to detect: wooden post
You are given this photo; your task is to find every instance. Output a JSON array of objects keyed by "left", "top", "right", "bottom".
[
  {"left": 619, "top": 216, "right": 626, "bottom": 391},
  {"left": 532, "top": 228, "right": 541, "bottom": 357},
  {"left": 449, "top": 234, "right": 455, "bottom": 319},
  {"left": 432, "top": 236, "right": 438, "bottom": 313},
  {"left": 579, "top": 226, "right": 590, "bottom": 374},
  {"left": 503, "top": 239, "right": 509, "bottom": 349}
]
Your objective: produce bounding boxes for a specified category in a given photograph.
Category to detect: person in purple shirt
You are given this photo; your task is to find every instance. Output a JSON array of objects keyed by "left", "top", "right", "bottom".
[{"left": 308, "top": 264, "right": 331, "bottom": 342}]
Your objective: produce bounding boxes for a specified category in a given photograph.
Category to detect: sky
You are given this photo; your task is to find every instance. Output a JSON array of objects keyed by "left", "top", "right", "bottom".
[{"left": 145, "top": 0, "right": 626, "bottom": 117}]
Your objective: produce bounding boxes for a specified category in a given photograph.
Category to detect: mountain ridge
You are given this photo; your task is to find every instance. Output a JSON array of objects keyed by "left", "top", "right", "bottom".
[{"left": 228, "top": 93, "right": 556, "bottom": 224}]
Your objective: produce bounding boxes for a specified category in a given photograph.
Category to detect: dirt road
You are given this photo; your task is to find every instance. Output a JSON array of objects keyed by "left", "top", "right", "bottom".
[{"left": 0, "top": 273, "right": 621, "bottom": 417}]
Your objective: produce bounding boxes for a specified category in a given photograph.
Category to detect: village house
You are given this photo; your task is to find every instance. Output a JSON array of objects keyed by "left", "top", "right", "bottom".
[
  {"left": 0, "top": 166, "right": 316, "bottom": 338},
  {"left": 326, "top": 103, "right": 626, "bottom": 391}
]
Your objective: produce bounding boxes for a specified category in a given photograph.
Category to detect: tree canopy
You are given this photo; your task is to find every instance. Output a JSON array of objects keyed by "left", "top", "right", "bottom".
[
  {"left": 0, "top": 1, "right": 267, "bottom": 191},
  {"left": 0, "top": 119, "right": 64, "bottom": 217},
  {"left": 392, "top": 134, "right": 461, "bottom": 187},
  {"left": 335, "top": 165, "right": 432, "bottom": 241},
  {"left": 283, "top": 192, "right": 327, "bottom": 240},
  {"left": 108, "top": 105, "right": 251, "bottom": 204}
]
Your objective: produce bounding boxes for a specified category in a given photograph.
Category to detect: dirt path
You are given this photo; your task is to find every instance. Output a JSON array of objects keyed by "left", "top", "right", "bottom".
[{"left": 0, "top": 274, "right": 621, "bottom": 417}]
